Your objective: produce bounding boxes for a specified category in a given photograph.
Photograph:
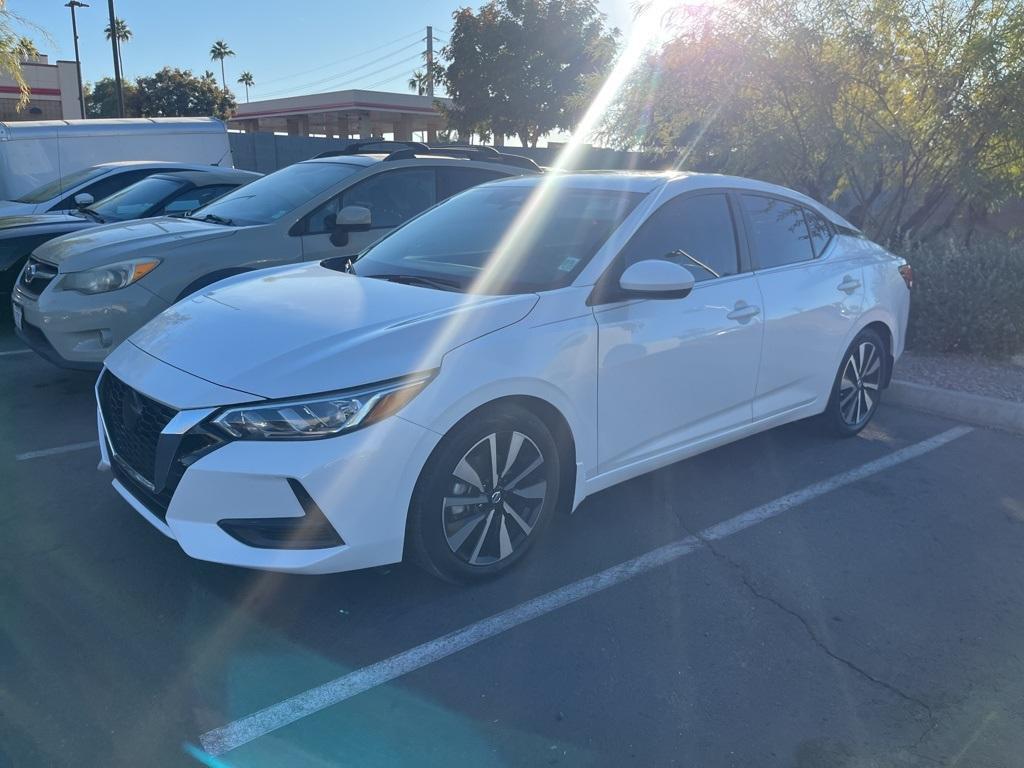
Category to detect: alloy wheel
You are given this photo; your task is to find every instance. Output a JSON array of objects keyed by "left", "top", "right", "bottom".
[
  {"left": 442, "top": 431, "right": 548, "bottom": 566},
  {"left": 839, "top": 340, "right": 882, "bottom": 427}
]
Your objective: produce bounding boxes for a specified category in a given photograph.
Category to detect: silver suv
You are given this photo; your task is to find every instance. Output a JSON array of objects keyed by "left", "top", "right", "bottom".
[{"left": 12, "top": 143, "right": 540, "bottom": 369}]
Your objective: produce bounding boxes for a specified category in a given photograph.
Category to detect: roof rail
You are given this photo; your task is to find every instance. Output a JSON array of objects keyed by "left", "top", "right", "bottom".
[
  {"left": 383, "top": 145, "right": 541, "bottom": 171},
  {"left": 314, "top": 140, "right": 431, "bottom": 159}
]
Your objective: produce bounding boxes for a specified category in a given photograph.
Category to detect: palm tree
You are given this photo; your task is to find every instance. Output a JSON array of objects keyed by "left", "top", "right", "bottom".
[
  {"left": 408, "top": 69, "right": 430, "bottom": 96},
  {"left": 15, "top": 36, "right": 39, "bottom": 60},
  {"left": 209, "top": 40, "right": 234, "bottom": 90},
  {"left": 237, "top": 71, "right": 254, "bottom": 102},
  {"left": 104, "top": 18, "right": 132, "bottom": 76}
]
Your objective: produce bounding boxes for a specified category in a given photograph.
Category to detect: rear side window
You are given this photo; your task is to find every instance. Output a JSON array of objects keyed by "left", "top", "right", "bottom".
[
  {"left": 437, "top": 167, "right": 507, "bottom": 201},
  {"left": 160, "top": 184, "right": 237, "bottom": 215},
  {"left": 803, "top": 208, "right": 833, "bottom": 257},
  {"left": 619, "top": 193, "right": 739, "bottom": 282},
  {"left": 742, "top": 194, "right": 814, "bottom": 269}
]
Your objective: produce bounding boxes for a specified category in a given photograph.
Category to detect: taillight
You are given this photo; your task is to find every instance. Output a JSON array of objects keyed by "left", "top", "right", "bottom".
[{"left": 898, "top": 264, "right": 913, "bottom": 289}]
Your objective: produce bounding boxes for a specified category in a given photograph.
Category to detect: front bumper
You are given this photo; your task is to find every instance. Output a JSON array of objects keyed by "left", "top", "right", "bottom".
[
  {"left": 97, "top": 354, "right": 441, "bottom": 574},
  {"left": 12, "top": 278, "right": 170, "bottom": 367}
]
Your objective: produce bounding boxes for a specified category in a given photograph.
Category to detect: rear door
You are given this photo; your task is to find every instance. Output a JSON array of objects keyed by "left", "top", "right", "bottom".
[
  {"left": 594, "top": 192, "right": 764, "bottom": 472},
  {"left": 742, "top": 194, "right": 864, "bottom": 420}
]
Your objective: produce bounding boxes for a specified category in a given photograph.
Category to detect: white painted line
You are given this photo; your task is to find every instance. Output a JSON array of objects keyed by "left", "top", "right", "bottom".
[
  {"left": 199, "top": 425, "right": 972, "bottom": 756},
  {"left": 15, "top": 440, "right": 98, "bottom": 461},
  {"left": 0, "top": 348, "right": 30, "bottom": 357}
]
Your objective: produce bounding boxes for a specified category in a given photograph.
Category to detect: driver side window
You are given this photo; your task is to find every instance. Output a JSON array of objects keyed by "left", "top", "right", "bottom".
[
  {"left": 305, "top": 168, "right": 437, "bottom": 235},
  {"left": 619, "top": 193, "right": 740, "bottom": 282}
]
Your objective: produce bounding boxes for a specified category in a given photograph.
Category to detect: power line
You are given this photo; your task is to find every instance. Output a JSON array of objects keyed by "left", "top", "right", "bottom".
[
  {"left": 260, "top": 41, "right": 423, "bottom": 98},
  {"left": 340, "top": 53, "right": 425, "bottom": 92},
  {"left": 257, "top": 28, "right": 424, "bottom": 88}
]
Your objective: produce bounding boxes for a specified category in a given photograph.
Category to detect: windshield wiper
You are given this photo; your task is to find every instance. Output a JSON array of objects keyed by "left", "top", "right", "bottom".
[
  {"left": 670, "top": 249, "right": 720, "bottom": 278},
  {"left": 188, "top": 212, "right": 234, "bottom": 226},
  {"left": 370, "top": 273, "right": 465, "bottom": 292}
]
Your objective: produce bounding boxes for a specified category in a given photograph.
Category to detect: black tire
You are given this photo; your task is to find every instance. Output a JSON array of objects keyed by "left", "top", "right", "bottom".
[
  {"left": 822, "top": 327, "right": 888, "bottom": 437},
  {"left": 407, "top": 404, "right": 562, "bottom": 584}
]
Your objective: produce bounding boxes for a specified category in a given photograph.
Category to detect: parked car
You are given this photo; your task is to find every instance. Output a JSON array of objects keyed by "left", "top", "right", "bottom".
[
  {"left": 12, "top": 143, "right": 539, "bottom": 369},
  {"left": 94, "top": 171, "right": 912, "bottom": 582},
  {"left": 0, "top": 168, "right": 260, "bottom": 304},
  {"left": 0, "top": 117, "right": 231, "bottom": 204},
  {"left": 0, "top": 160, "right": 231, "bottom": 218}
]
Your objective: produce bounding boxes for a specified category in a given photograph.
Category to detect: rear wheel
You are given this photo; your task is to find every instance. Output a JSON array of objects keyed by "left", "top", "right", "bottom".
[
  {"left": 407, "top": 404, "right": 561, "bottom": 583},
  {"left": 823, "top": 328, "right": 887, "bottom": 437}
]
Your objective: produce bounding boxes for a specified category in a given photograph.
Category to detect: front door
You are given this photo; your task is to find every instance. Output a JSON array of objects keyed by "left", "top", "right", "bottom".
[
  {"left": 594, "top": 192, "right": 764, "bottom": 473},
  {"left": 299, "top": 167, "right": 438, "bottom": 261}
]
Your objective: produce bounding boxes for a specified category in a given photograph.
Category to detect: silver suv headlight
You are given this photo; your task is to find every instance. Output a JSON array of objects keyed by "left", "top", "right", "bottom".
[
  {"left": 211, "top": 372, "right": 434, "bottom": 440},
  {"left": 61, "top": 257, "right": 160, "bottom": 294}
]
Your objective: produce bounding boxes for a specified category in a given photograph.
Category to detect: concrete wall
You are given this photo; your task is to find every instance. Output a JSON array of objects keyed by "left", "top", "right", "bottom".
[{"left": 228, "top": 132, "right": 654, "bottom": 174}]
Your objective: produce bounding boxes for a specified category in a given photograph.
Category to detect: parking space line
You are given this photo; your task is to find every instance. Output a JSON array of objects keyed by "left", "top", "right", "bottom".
[
  {"left": 199, "top": 424, "right": 972, "bottom": 756},
  {"left": 15, "top": 441, "right": 98, "bottom": 461}
]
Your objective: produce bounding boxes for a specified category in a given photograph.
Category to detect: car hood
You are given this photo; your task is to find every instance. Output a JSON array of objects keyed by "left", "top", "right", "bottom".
[
  {"left": 0, "top": 200, "right": 41, "bottom": 217},
  {"left": 128, "top": 263, "right": 539, "bottom": 399},
  {"left": 32, "top": 216, "right": 236, "bottom": 271},
  {"left": 0, "top": 213, "right": 90, "bottom": 235}
]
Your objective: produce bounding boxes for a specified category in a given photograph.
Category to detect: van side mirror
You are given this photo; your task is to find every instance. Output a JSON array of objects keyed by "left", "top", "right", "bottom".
[
  {"left": 74, "top": 192, "right": 94, "bottom": 209},
  {"left": 330, "top": 205, "right": 372, "bottom": 247},
  {"left": 618, "top": 260, "right": 695, "bottom": 299}
]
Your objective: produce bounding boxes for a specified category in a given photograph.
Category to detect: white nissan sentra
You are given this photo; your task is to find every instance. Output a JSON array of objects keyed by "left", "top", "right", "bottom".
[{"left": 96, "top": 172, "right": 911, "bottom": 582}]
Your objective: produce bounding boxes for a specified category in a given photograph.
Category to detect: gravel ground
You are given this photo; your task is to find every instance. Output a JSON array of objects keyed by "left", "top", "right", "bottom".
[{"left": 896, "top": 350, "right": 1024, "bottom": 402}]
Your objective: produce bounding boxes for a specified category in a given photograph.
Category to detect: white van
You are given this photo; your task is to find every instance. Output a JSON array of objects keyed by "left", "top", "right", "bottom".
[{"left": 0, "top": 117, "right": 232, "bottom": 203}]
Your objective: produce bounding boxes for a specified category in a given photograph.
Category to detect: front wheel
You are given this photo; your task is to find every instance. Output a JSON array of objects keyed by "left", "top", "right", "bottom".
[
  {"left": 407, "top": 404, "right": 561, "bottom": 583},
  {"left": 822, "top": 328, "right": 887, "bottom": 437}
]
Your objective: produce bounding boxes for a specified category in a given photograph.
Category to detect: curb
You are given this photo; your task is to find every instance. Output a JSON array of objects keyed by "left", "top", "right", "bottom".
[{"left": 887, "top": 380, "right": 1024, "bottom": 435}]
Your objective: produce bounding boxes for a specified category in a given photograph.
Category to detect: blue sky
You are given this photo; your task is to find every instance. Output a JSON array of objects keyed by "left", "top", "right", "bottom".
[{"left": 15, "top": 0, "right": 636, "bottom": 99}]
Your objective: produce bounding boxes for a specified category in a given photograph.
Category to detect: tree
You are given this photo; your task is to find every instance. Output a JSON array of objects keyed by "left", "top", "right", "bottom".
[
  {"left": 439, "top": 0, "right": 618, "bottom": 147},
  {"left": 85, "top": 77, "right": 140, "bottom": 118},
  {"left": 407, "top": 62, "right": 442, "bottom": 96},
  {"left": 104, "top": 17, "right": 131, "bottom": 76},
  {"left": 14, "top": 35, "right": 38, "bottom": 58},
  {"left": 237, "top": 70, "right": 254, "bottom": 102},
  {"left": 135, "top": 67, "right": 235, "bottom": 119},
  {"left": 0, "top": 1, "right": 34, "bottom": 107},
  {"left": 209, "top": 40, "right": 234, "bottom": 89},
  {"left": 600, "top": 0, "right": 1024, "bottom": 244}
]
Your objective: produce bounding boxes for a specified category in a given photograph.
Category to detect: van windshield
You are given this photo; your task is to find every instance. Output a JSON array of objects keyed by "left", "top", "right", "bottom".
[
  {"left": 15, "top": 166, "right": 108, "bottom": 204},
  {"left": 188, "top": 161, "right": 362, "bottom": 226}
]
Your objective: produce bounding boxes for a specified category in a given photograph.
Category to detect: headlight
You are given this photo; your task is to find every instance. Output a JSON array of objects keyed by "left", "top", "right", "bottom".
[
  {"left": 61, "top": 258, "right": 160, "bottom": 294},
  {"left": 211, "top": 372, "right": 434, "bottom": 440}
]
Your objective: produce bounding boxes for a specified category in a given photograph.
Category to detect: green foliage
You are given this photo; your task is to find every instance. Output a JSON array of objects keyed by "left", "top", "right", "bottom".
[
  {"left": 0, "top": 1, "right": 33, "bottom": 107},
  {"left": 905, "top": 237, "right": 1024, "bottom": 356},
  {"left": 601, "top": 0, "right": 1024, "bottom": 245},
  {"left": 86, "top": 69, "right": 235, "bottom": 120},
  {"left": 440, "top": 0, "right": 618, "bottom": 146}
]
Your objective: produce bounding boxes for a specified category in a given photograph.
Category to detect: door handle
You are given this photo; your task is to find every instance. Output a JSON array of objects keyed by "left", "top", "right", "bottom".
[
  {"left": 837, "top": 275, "right": 861, "bottom": 293},
  {"left": 726, "top": 304, "right": 761, "bottom": 322}
]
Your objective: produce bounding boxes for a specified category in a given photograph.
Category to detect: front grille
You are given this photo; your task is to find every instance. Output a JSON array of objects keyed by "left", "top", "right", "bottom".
[
  {"left": 99, "top": 372, "right": 177, "bottom": 487},
  {"left": 100, "top": 371, "right": 226, "bottom": 522},
  {"left": 19, "top": 257, "right": 58, "bottom": 298}
]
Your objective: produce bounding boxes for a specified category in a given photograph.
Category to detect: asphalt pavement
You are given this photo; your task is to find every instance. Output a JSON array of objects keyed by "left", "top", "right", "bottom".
[{"left": 3, "top": 343, "right": 1023, "bottom": 768}]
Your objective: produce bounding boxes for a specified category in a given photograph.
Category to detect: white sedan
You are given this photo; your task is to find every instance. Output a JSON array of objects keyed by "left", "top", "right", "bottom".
[{"left": 96, "top": 172, "right": 912, "bottom": 582}]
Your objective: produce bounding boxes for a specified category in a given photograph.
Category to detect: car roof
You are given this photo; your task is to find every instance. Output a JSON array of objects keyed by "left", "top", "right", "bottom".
[
  {"left": 488, "top": 170, "right": 857, "bottom": 230},
  {"left": 146, "top": 168, "right": 262, "bottom": 185},
  {"left": 92, "top": 160, "right": 232, "bottom": 172}
]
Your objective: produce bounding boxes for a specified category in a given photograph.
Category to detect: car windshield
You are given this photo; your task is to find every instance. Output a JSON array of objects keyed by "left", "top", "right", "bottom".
[
  {"left": 87, "top": 176, "right": 185, "bottom": 222},
  {"left": 14, "top": 166, "right": 108, "bottom": 203},
  {"left": 188, "top": 161, "right": 361, "bottom": 226},
  {"left": 349, "top": 183, "right": 646, "bottom": 293}
]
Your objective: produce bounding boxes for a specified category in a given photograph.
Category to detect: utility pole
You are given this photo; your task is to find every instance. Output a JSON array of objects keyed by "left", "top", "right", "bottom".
[
  {"left": 425, "top": 25, "right": 434, "bottom": 98},
  {"left": 65, "top": 1, "right": 89, "bottom": 119},
  {"left": 106, "top": 0, "right": 124, "bottom": 117}
]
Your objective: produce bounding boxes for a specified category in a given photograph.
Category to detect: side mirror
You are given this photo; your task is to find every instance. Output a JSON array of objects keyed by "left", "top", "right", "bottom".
[
  {"left": 618, "top": 259, "right": 695, "bottom": 299},
  {"left": 74, "top": 192, "right": 94, "bottom": 209},
  {"left": 330, "top": 205, "right": 372, "bottom": 247}
]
